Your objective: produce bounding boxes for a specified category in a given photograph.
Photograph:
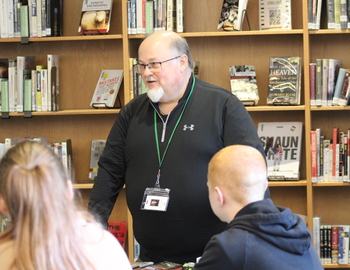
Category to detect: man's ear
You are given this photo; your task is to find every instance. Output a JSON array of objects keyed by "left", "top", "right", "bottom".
[
  {"left": 179, "top": 54, "right": 188, "bottom": 72},
  {"left": 215, "top": 186, "right": 225, "bottom": 207},
  {"left": 0, "top": 194, "right": 8, "bottom": 215}
]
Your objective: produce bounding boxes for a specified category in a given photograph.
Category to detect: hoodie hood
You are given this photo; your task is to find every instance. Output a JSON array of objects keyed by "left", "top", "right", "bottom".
[{"left": 230, "top": 199, "right": 311, "bottom": 255}]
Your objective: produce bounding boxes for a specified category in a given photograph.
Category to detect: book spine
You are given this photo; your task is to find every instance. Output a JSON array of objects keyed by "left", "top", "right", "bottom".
[
  {"left": 332, "top": 127, "right": 339, "bottom": 181},
  {"left": 313, "top": 216, "right": 321, "bottom": 259},
  {"left": 338, "top": 70, "right": 350, "bottom": 105},
  {"left": 31, "top": 69, "right": 37, "bottom": 111},
  {"left": 321, "top": 59, "right": 329, "bottom": 106},
  {"left": 23, "top": 78, "right": 32, "bottom": 111},
  {"left": 332, "top": 225, "right": 339, "bottom": 263},
  {"left": 176, "top": 0, "right": 183, "bottom": 32},
  {"left": 315, "top": 59, "right": 323, "bottom": 106},
  {"left": 333, "top": 68, "right": 346, "bottom": 105},
  {"left": 310, "top": 63, "right": 316, "bottom": 106},
  {"left": 1, "top": 79, "right": 9, "bottom": 113}
]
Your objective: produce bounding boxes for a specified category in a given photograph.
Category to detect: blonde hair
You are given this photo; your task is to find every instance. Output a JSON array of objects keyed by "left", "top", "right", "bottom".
[
  {"left": 208, "top": 145, "right": 267, "bottom": 205},
  {"left": 0, "top": 141, "right": 97, "bottom": 270}
]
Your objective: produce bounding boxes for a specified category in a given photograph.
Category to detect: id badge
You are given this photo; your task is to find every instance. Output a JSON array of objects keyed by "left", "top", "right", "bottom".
[{"left": 141, "top": 187, "right": 170, "bottom": 211}]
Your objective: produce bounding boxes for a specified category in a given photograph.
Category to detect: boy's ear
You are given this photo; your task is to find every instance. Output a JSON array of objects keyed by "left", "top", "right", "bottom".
[
  {"left": 0, "top": 194, "right": 8, "bottom": 215},
  {"left": 215, "top": 186, "right": 225, "bottom": 207}
]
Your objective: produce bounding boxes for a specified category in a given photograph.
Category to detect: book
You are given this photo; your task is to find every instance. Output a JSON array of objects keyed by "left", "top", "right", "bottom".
[
  {"left": 315, "top": 0, "right": 323, "bottom": 29},
  {"left": 313, "top": 216, "right": 321, "bottom": 259},
  {"left": 217, "top": 0, "right": 248, "bottom": 31},
  {"left": 331, "top": 225, "right": 339, "bottom": 263},
  {"left": 309, "top": 63, "right": 316, "bottom": 106},
  {"left": 16, "top": 56, "right": 35, "bottom": 112},
  {"left": 315, "top": 59, "right": 323, "bottom": 106},
  {"left": 259, "top": 0, "right": 292, "bottom": 30},
  {"left": 50, "top": 0, "right": 63, "bottom": 36},
  {"left": 311, "top": 130, "right": 318, "bottom": 183},
  {"left": 332, "top": 67, "right": 346, "bottom": 105},
  {"left": 327, "top": 59, "right": 342, "bottom": 106},
  {"left": 61, "top": 139, "right": 73, "bottom": 180},
  {"left": 90, "top": 70, "right": 124, "bottom": 108},
  {"left": 78, "top": 0, "right": 113, "bottom": 35},
  {"left": 8, "top": 59, "right": 17, "bottom": 112},
  {"left": 107, "top": 221, "right": 127, "bottom": 248},
  {"left": 267, "top": 56, "right": 302, "bottom": 105},
  {"left": 338, "top": 69, "right": 350, "bottom": 106},
  {"left": 40, "top": 69, "right": 49, "bottom": 111},
  {"left": 20, "top": 4, "right": 30, "bottom": 38},
  {"left": 47, "top": 54, "right": 59, "bottom": 111},
  {"left": 145, "top": 1, "right": 154, "bottom": 34},
  {"left": 89, "top": 139, "right": 106, "bottom": 180},
  {"left": 176, "top": 0, "right": 183, "bottom": 32},
  {"left": 1, "top": 79, "right": 9, "bottom": 113},
  {"left": 321, "top": 59, "right": 329, "bottom": 106},
  {"left": 257, "top": 121, "right": 303, "bottom": 180},
  {"left": 338, "top": 225, "right": 349, "bottom": 264},
  {"left": 23, "top": 78, "right": 32, "bottom": 112},
  {"left": 229, "top": 65, "right": 259, "bottom": 105}
]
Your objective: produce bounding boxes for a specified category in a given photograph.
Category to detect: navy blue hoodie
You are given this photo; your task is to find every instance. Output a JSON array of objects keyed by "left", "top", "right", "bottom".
[{"left": 194, "top": 199, "right": 323, "bottom": 270}]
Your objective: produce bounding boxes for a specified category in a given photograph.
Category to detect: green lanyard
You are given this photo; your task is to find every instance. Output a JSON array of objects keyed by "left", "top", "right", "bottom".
[{"left": 153, "top": 76, "right": 196, "bottom": 188}]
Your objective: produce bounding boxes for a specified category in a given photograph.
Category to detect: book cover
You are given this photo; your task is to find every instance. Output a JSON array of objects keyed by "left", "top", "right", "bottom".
[
  {"left": 267, "top": 56, "right": 302, "bottom": 105},
  {"left": 229, "top": 65, "right": 259, "bottom": 105},
  {"left": 47, "top": 54, "right": 59, "bottom": 111},
  {"left": 338, "top": 226, "right": 349, "bottom": 264},
  {"left": 327, "top": 59, "right": 342, "bottom": 106},
  {"left": 16, "top": 56, "right": 35, "bottom": 112},
  {"left": 258, "top": 122, "right": 303, "bottom": 180},
  {"left": 1, "top": 79, "right": 9, "bottom": 113},
  {"left": 107, "top": 221, "right": 127, "bottom": 248},
  {"left": 332, "top": 67, "right": 346, "bottom": 105},
  {"left": 50, "top": 0, "right": 63, "bottom": 36},
  {"left": 313, "top": 215, "right": 321, "bottom": 259},
  {"left": 90, "top": 70, "right": 124, "bottom": 108},
  {"left": 311, "top": 130, "right": 318, "bottom": 183},
  {"left": 217, "top": 0, "right": 248, "bottom": 31},
  {"left": 61, "top": 139, "right": 73, "bottom": 180},
  {"left": 89, "top": 139, "right": 106, "bottom": 180},
  {"left": 259, "top": 0, "right": 292, "bottom": 30},
  {"left": 78, "top": 0, "right": 113, "bottom": 35},
  {"left": 338, "top": 69, "right": 350, "bottom": 106},
  {"left": 309, "top": 63, "right": 316, "bottom": 106}
]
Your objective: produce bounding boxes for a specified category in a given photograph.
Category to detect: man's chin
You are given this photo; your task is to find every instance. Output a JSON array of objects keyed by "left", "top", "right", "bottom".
[{"left": 147, "top": 88, "right": 164, "bottom": 103}]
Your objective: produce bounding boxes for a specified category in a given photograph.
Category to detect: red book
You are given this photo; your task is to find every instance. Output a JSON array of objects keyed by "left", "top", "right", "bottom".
[
  {"left": 107, "top": 221, "right": 127, "bottom": 248},
  {"left": 311, "top": 130, "right": 318, "bottom": 183}
]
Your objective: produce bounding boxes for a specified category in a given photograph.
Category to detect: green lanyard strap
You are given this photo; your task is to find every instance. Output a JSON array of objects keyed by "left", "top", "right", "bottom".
[{"left": 153, "top": 76, "right": 196, "bottom": 187}]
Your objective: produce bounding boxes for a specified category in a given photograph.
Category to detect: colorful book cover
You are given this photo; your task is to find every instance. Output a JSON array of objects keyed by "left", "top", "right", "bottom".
[
  {"left": 267, "top": 56, "right": 302, "bottom": 105},
  {"left": 257, "top": 122, "right": 303, "bottom": 180},
  {"left": 107, "top": 221, "right": 127, "bottom": 248},
  {"left": 229, "top": 65, "right": 259, "bottom": 105},
  {"left": 78, "top": 0, "right": 113, "bottom": 35}
]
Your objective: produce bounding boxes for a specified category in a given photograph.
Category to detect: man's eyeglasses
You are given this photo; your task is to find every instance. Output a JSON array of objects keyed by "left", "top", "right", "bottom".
[{"left": 135, "top": 56, "right": 181, "bottom": 74}]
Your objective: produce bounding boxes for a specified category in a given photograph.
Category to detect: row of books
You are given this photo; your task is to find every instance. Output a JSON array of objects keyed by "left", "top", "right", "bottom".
[
  {"left": 0, "top": 0, "right": 63, "bottom": 39},
  {"left": 0, "top": 55, "right": 59, "bottom": 113},
  {"left": 311, "top": 127, "right": 350, "bottom": 183},
  {"left": 309, "top": 59, "right": 350, "bottom": 107},
  {"left": 0, "top": 137, "right": 73, "bottom": 180},
  {"left": 313, "top": 216, "right": 350, "bottom": 265},
  {"left": 127, "top": 0, "right": 183, "bottom": 35},
  {"left": 308, "top": 0, "right": 350, "bottom": 30}
]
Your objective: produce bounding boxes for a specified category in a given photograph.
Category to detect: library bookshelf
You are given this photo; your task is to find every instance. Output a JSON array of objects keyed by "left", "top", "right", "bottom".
[{"left": 0, "top": 0, "right": 349, "bottom": 268}]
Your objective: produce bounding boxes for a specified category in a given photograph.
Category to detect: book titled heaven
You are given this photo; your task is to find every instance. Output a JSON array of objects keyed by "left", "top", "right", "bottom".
[
  {"left": 257, "top": 122, "right": 303, "bottom": 180},
  {"left": 267, "top": 56, "right": 302, "bottom": 105},
  {"left": 90, "top": 70, "right": 124, "bottom": 108},
  {"left": 229, "top": 65, "right": 259, "bottom": 105}
]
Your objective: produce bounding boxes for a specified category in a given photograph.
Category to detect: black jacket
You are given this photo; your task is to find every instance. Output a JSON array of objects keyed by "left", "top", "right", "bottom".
[
  {"left": 194, "top": 199, "right": 323, "bottom": 270},
  {"left": 89, "top": 76, "right": 265, "bottom": 263}
]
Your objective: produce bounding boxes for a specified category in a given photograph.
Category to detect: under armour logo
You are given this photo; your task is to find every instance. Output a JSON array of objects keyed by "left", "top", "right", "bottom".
[{"left": 183, "top": 124, "right": 194, "bottom": 131}]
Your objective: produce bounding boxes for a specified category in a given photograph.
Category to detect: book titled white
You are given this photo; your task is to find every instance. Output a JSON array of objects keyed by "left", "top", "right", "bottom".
[
  {"left": 259, "top": 0, "right": 291, "bottom": 30},
  {"left": 258, "top": 122, "right": 303, "bottom": 180},
  {"left": 90, "top": 70, "right": 124, "bottom": 108}
]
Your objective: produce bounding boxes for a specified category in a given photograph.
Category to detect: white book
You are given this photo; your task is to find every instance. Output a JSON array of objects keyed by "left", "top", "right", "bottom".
[
  {"left": 259, "top": 0, "right": 291, "bottom": 30},
  {"left": 257, "top": 122, "right": 303, "bottom": 180},
  {"left": 16, "top": 56, "right": 24, "bottom": 112},
  {"left": 166, "top": 0, "right": 174, "bottom": 31},
  {"left": 8, "top": 59, "right": 17, "bottom": 112},
  {"left": 136, "top": 0, "right": 143, "bottom": 34},
  {"left": 313, "top": 216, "right": 321, "bottom": 260},
  {"left": 176, "top": 0, "right": 183, "bottom": 32},
  {"left": 90, "top": 70, "right": 124, "bottom": 108},
  {"left": 323, "top": 140, "right": 330, "bottom": 181},
  {"left": 89, "top": 140, "right": 106, "bottom": 180},
  {"left": 30, "top": 0, "right": 38, "bottom": 37},
  {"left": 31, "top": 69, "right": 37, "bottom": 111},
  {"left": 8, "top": 0, "right": 14, "bottom": 38},
  {"left": 40, "top": 69, "right": 48, "bottom": 111},
  {"left": 37, "top": 0, "right": 42, "bottom": 37},
  {"left": 0, "top": 0, "right": 9, "bottom": 38},
  {"left": 316, "top": 0, "right": 323, "bottom": 30}
]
